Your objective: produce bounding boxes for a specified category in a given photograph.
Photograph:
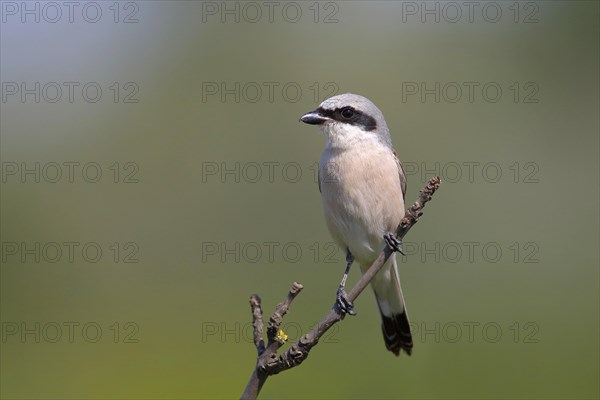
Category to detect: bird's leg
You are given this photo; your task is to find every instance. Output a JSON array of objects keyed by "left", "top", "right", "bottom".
[
  {"left": 336, "top": 250, "right": 356, "bottom": 316},
  {"left": 384, "top": 232, "right": 405, "bottom": 255}
]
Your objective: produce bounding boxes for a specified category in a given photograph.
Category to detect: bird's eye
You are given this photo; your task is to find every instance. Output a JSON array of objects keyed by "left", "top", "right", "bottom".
[{"left": 341, "top": 107, "right": 354, "bottom": 119}]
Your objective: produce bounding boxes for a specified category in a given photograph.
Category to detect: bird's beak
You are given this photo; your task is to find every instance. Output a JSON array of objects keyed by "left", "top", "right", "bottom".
[{"left": 300, "top": 110, "right": 329, "bottom": 125}]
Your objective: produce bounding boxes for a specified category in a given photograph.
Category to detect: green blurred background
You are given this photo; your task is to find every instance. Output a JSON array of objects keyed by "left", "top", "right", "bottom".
[{"left": 1, "top": 1, "right": 598, "bottom": 399}]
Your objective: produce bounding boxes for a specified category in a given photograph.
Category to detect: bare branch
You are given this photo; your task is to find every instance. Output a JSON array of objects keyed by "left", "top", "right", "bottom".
[
  {"left": 267, "top": 282, "right": 303, "bottom": 348},
  {"left": 242, "top": 283, "right": 303, "bottom": 400},
  {"left": 249, "top": 295, "right": 265, "bottom": 355},
  {"left": 241, "top": 176, "right": 441, "bottom": 399}
]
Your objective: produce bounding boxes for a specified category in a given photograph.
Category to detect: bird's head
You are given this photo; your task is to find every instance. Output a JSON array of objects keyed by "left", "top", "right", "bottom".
[{"left": 300, "top": 93, "right": 391, "bottom": 148}]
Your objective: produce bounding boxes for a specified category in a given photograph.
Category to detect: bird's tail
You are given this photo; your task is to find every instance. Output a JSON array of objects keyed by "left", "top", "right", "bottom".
[{"left": 364, "top": 256, "right": 413, "bottom": 356}]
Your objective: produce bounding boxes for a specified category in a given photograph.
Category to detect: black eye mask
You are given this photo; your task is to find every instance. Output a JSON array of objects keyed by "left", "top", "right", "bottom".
[{"left": 316, "top": 106, "right": 378, "bottom": 132}]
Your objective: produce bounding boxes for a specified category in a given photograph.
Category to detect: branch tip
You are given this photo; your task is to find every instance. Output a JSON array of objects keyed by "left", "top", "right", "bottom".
[
  {"left": 249, "top": 294, "right": 262, "bottom": 307},
  {"left": 290, "top": 282, "right": 304, "bottom": 294}
]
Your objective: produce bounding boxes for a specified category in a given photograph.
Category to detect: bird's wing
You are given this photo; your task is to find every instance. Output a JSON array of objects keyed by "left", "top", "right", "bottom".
[
  {"left": 393, "top": 149, "right": 407, "bottom": 201},
  {"left": 317, "top": 167, "right": 321, "bottom": 193}
]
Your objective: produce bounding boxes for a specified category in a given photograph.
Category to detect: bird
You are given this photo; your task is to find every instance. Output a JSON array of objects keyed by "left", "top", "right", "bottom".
[{"left": 299, "top": 93, "right": 413, "bottom": 356}]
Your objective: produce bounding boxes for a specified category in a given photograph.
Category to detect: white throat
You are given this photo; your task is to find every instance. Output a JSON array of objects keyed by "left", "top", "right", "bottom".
[{"left": 321, "top": 121, "right": 383, "bottom": 150}]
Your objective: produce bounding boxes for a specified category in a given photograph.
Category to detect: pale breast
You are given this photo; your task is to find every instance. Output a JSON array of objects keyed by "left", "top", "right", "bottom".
[{"left": 320, "top": 145, "right": 405, "bottom": 265}]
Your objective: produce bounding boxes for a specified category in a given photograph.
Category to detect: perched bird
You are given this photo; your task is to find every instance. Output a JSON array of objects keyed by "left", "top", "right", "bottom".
[{"left": 300, "top": 93, "right": 413, "bottom": 356}]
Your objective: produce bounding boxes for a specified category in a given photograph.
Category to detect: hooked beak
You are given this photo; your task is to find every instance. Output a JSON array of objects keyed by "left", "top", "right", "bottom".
[{"left": 300, "top": 110, "right": 329, "bottom": 125}]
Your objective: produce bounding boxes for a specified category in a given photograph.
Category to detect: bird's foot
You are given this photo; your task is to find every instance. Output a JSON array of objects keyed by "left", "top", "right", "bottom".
[
  {"left": 335, "top": 286, "right": 356, "bottom": 316},
  {"left": 384, "top": 232, "right": 405, "bottom": 255}
]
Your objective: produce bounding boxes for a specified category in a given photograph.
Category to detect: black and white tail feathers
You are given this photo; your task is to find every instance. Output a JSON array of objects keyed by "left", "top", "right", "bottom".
[
  {"left": 366, "top": 256, "right": 413, "bottom": 356},
  {"left": 380, "top": 309, "right": 413, "bottom": 356}
]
